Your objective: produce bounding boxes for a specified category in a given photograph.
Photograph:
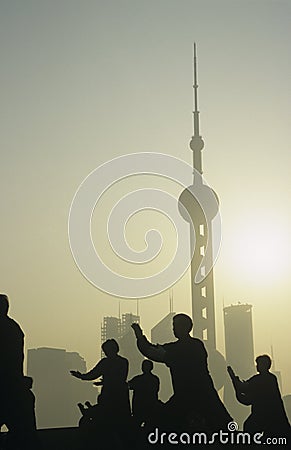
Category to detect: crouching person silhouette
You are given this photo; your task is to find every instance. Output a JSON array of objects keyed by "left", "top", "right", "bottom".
[
  {"left": 228, "top": 354, "right": 290, "bottom": 438},
  {"left": 132, "top": 314, "right": 232, "bottom": 432}
]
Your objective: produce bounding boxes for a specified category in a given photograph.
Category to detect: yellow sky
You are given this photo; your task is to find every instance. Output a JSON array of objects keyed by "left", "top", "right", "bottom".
[{"left": 1, "top": 1, "right": 291, "bottom": 394}]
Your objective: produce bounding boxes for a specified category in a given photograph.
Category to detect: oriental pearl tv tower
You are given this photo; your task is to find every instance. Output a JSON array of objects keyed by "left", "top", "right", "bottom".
[{"left": 178, "top": 44, "right": 225, "bottom": 389}]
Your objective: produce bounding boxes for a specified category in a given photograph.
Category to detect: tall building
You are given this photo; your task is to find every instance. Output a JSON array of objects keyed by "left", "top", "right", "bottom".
[
  {"left": 223, "top": 303, "right": 255, "bottom": 426},
  {"left": 178, "top": 44, "right": 226, "bottom": 391},
  {"left": 224, "top": 303, "right": 255, "bottom": 378},
  {"left": 101, "top": 312, "right": 142, "bottom": 378},
  {"left": 151, "top": 312, "right": 176, "bottom": 344},
  {"left": 120, "top": 312, "right": 139, "bottom": 336},
  {"left": 178, "top": 43, "right": 218, "bottom": 348},
  {"left": 151, "top": 312, "right": 176, "bottom": 402},
  {"left": 101, "top": 316, "right": 121, "bottom": 343},
  {"left": 27, "top": 347, "right": 96, "bottom": 429}
]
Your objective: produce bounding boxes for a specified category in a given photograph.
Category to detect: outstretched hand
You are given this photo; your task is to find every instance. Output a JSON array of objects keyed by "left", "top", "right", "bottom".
[
  {"left": 131, "top": 322, "right": 143, "bottom": 338},
  {"left": 70, "top": 370, "right": 83, "bottom": 379}
]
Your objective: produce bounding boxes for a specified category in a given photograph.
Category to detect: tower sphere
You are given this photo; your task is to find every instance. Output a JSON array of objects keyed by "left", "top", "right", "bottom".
[
  {"left": 178, "top": 183, "right": 219, "bottom": 223},
  {"left": 190, "top": 135, "right": 204, "bottom": 152}
]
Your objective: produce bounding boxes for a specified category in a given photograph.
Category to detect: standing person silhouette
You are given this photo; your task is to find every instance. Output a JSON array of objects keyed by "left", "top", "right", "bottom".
[
  {"left": 0, "top": 294, "right": 30, "bottom": 446},
  {"left": 128, "top": 359, "right": 161, "bottom": 427},
  {"left": 70, "top": 339, "right": 131, "bottom": 421},
  {"left": 132, "top": 314, "right": 232, "bottom": 431},
  {"left": 228, "top": 355, "right": 290, "bottom": 435},
  {"left": 0, "top": 294, "right": 24, "bottom": 383},
  {"left": 0, "top": 294, "right": 24, "bottom": 421}
]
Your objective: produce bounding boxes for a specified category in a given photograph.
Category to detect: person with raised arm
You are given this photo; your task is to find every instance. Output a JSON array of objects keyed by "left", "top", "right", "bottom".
[
  {"left": 71, "top": 339, "right": 130, "bottom": 420},
  {"left": 228, "top": 355, "right": 290, "bottom": 435},
  {"left": 132, "top": 314, "right": 232, "bottom": 431}
]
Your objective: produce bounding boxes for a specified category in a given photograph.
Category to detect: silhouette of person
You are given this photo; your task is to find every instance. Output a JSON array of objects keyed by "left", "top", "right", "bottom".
[
  {"left": 128, "top": 360, "right": 161, "bottom": 427},
  {"left": 228, "top": 355, "right": 290, "bottom": 435},
  {"left": 0, "top": 294, "right": 26, "bottom": 445},
  {"left": 20, "top": 376, "right": 36, "bottom": 432},
  {"left": 71, "top": 339, "right": 131, "bottom": 421},
  {"left": 132, "top": 314, "right": 232, "bottom": 431},
  {"left": 0, "top": 294, "right": 24, "bottom": 383},
  {"left": 6, "top": 377, "right": 38, "bottom": 449}
]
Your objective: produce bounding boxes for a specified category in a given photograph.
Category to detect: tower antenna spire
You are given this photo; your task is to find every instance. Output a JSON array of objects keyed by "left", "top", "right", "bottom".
[
  {"left": 190, "top": 43, "right": 204, "bottom": 177},
  {"left": 193, "top": 42, "right": 200, "bottom": 137}
]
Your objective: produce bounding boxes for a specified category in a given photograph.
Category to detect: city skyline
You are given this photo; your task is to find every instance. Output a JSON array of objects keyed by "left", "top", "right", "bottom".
[{"left": 1, "top": 0, "right": 291, "bottom": 398}]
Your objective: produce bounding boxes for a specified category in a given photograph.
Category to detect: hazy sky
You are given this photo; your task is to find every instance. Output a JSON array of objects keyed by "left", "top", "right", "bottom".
[{"left": 1, "top": 1, "right": 291, "bottom": 393}]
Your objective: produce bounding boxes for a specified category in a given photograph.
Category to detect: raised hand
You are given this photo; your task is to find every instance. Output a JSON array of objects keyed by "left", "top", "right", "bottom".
[
  {"left": 131, "top": 322, "right": 143, "bottom": 338},
  {"left": 227, "top": 365, "right": 235, "bottom": 377}
]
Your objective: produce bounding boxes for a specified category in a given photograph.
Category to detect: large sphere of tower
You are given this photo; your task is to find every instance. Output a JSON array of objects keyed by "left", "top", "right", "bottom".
[{"left": 178, "top": 183, "right": 219, "bottom": 224}]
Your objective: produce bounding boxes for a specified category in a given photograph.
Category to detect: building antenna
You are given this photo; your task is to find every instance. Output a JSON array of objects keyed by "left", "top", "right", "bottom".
[
  {"left": 169, "top": 289, "right": 174, "bottom": 313},
  {"left": 271, "top": 344, "right": 276, "bottom": 370},
  {"left": 118, "top": 301, "right": 121, "bottom": 320},
  {"left": 136, "top": 299, "right": 139, "bottom": 317}
]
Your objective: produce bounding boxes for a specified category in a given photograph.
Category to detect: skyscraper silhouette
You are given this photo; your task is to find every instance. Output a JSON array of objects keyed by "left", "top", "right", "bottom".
[
  {"left": 224, "top": 303, "right": 255, "bottom": 379},
  {"left": 223, "top": 303, "right": 255, "bottom": 426},
  {"left": 178, "top": 44, "right": 226, "bottom": 391},
  {"left": 27, "top": 348, "right": 96, "bottom": 428}
]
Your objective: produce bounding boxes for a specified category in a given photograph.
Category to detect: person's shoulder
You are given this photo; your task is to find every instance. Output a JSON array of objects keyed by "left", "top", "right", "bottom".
[
  {"left": 247, "top": 374, "right": 259, "bottom": 383},
  {"left": 162, "top": 341, "right": 177, "bottom": 349},
  {"left": 189, "top": 337, "right": 207, "bottom": 351},
  {"left": 268, "top": 372, "right": 279, "bottom": 383},
  {"left": 6, "top": 317, "right": 24, "bottom": 336},
  {"left": 190, "top": 337, "right": 205, "bottom": 345},
  {"left": 118, "top": 355, "right": 129, "bottom": 364},
  {"left": 129, "top": 374, "right": 141, "bottom": 384},
  {"left": 98, "top": 357, "right": 107, "bottom": 365}
]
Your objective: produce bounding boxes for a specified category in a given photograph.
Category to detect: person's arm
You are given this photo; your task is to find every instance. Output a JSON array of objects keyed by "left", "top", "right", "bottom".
[
  {"left": 131, "top": 324, "right": 166, "bottom": 363},
  {"left": 71, "top": 359, "right": 104, "bottom": 381},
  {"left": 227, "top": 366, "right": 251, "bottom": 405}
]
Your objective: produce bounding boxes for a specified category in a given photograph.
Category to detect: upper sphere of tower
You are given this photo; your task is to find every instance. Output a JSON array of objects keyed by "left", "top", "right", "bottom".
[{"left": 190, "top": 135, "right": 204, "bottom": 152}]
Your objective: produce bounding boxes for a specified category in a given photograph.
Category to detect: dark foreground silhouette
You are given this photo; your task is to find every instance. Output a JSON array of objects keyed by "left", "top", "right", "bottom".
[
  {"left": 132, "top": 313, "right": 232, "bottom": 432},
  {"left": 1, "top": 304, "right": 290, "bottom": 449},
  {"left": 0, "top": 294, "right": 38, "bottom": 450},
  {"left": 71, "top": 338, "right": 131, "bottom": 422},
  {"left": 228, "top": 354, "right": 290, "bottom": 435},
  {"left": 129, "top": 359, "right": 162, "bottom": 428}
]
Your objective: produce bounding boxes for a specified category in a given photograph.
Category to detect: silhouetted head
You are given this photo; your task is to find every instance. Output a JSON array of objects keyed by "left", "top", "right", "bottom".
[
  {"left": 102, "top": 339, "right": 119, "bottom": 357},
  {"left": 23, "top": 376, "right": 33, "bottom": 390},
  {"left": 0, "top": 294, "right": 9, "bottom": 316},
  {"left": 173, "top": 314, "right": 193, "bottom": 339},
  {"left": 256, "top": 355, "right": 272, "bottom": 373},
  {"left": 142, "top": 360, "right": 153, "bottom": 374}
]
